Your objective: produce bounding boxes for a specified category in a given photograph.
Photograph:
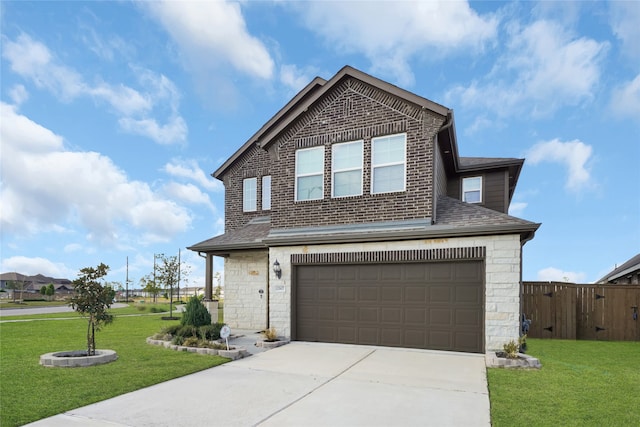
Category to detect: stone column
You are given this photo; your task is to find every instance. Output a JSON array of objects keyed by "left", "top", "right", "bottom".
[{"left": 204, "top": 253, "right": 213, "bottom": 301}]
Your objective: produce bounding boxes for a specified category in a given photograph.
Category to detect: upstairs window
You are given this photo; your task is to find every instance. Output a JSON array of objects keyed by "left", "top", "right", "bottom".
[
  {"left": 371, "top": 133, "right": 406, "bottom": 194},
  {"left": 295, "top": 146, "right": 324, "bottom": 201},
  {"left": 332, "top": 140, "right": 363, "bottom": 198},
  {"left": 462, "top": 176, "right": 482, "bottom": 203},
  {"left": 262, "top": 175, "right": 271, "bottom": 210},
  {"left": 242, "top": 177, "right": 257, "bottom": 212}
]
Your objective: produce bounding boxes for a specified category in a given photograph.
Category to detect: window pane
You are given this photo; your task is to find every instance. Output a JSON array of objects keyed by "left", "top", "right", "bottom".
[
  {"left": 334, "top": 170, "right": 362, "bottom": 197},
  {"left": 296, "top": 147, "right": 324, "bottom": 175},
  {"left": 297, "top": 175, "right": 323, "bottom": 200},
  {"left": 372, "top": 135, "right": 405, "bottom": 165},
  {"left": 243, "top": 178, "right": 257, "bottom": 212},
  {"left": 372, "top": 164, "right": 404, "bottom": 193},
  {"left": 333, "top": 141, "right": 362, "bottom": 170},
  {"left": 464, "top": 191, "right": 481, "bottom": 203},
  {"left": 262, "top": 176, "right": 271, "bottom": 210}
]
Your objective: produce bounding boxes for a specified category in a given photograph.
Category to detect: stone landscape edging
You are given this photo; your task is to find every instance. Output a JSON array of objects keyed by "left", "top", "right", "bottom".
[
  {"left": 40, "top": 349, "right": 118, "bottom": 368},
  {"left": 146, "top": 337, "right": 248, "bottom": 360},
  {"left": 485, "top": 351, "right": 541, "bottom": 369}
]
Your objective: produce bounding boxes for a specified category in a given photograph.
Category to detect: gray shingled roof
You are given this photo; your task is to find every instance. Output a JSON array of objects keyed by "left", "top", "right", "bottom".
[
  {"left": 187, "top": 217, "right": 271, "bottom": 253},
  {"left": 436, "top": 196, "right": 537, "bottom": 228},
  {"left": 597, "top": 253, "right": 640, "bottom": 283},
  {"left": 458, "top": 157, "right": 522, "bottom": 168}
]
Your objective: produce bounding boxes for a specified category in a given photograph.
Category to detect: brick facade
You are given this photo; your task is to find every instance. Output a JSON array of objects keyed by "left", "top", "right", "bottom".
[{"left": 222, "top": 77, "right": 445, "bottom": 232}]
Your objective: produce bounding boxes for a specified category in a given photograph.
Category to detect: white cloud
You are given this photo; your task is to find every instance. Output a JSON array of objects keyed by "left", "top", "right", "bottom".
[
  {"left": 63, "top": 243, "right": 83, "bottom": 253},
  {"left": 446, "top": 19, "right": 608, "bottom": 118},
  {"left": 143, "top": 0, "right": 274, "bottom": 80},
  {"left": 527, "top": 139, "right": 594, "bottom": 192},
  {"left": 292, "top": 1, "right": 497, "bottom": 86},
  {"left": 0, "top": 256, "right": 75, "bottom": 279},
  {"left": 163, "top": 160, "right": 222, "bottom": 192},
  {"left": 280, "top": 64, "right": 318, "bottom": 92},
  {"left": 163, "top": 182, "right": 216, "bottom": 213},
  {"left": 0, "top": 103, "right": 192, "bottom": 244},
  {"left": 2, "top": 33, "right": 186, "bottom": 144},
  {"left": 609, "top": 1, "right": 640, "bottom": 61},
  {"left": 9, "top": 84, "right": 29, "bottom": 105},
  {"left": 537, "top": 267, "right": 587, "bottom": 283},
  {"left": 508, "top": 202, "right": 528, "bottom": 217},
  {"left": 609, "top": 73, "right": 640, "bottom": 121}
]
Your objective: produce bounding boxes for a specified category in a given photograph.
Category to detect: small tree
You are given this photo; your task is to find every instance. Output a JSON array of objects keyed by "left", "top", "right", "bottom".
[
  {"left": 69, "top": 263, "right": 115, "bottom": 356},
  {"left": 181, "top": 296, "right": 211, "bottom": 327},
  {"left": 46, "top": 283, "right": 55, "bottom": 301},
  {"left": 155, "top": 255, "right": 180, "bottom": 319},
  {"left": 40, "top": 286, "right": 47, "bottom": 297},
  {"left": 140, "top": 275, "right": 161, "bottom": 302}
]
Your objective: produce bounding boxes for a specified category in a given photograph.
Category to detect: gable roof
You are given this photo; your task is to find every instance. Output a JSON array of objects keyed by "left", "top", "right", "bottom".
[
  {"left": 213, "top": 65, "right": 450, "bottom": 180},
  {"left": 597, "top": 253, "right": 640, "bottom": 283},
  {"left": 436, "top": 111, "right": 523, "bottom": 202}
]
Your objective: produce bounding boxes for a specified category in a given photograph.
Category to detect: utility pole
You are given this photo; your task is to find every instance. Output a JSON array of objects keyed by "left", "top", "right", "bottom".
[
  {"left": 177, "top": 248, "right": 181, "bottom": 302},
  {"left": 125, "top": 256, "right": 129, "bottom": 302}
]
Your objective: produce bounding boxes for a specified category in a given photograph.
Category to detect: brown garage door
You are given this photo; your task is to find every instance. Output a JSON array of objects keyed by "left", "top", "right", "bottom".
[{"left": 294, "top": 261, "right": 484, "bottom": 353}]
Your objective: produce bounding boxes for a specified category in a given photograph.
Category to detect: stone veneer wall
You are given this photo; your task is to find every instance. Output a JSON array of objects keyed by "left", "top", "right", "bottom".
[
  {"left": 223, "top": 250, "right": 269, "bottom": 331},
  {"left": 267, "top": 234, "right": 522, "bottom": 351}
]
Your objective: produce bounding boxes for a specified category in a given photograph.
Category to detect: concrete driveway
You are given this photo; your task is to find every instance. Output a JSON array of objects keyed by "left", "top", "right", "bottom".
[{"left": 27, "top": 342, "right": 490, "bottom": 427}]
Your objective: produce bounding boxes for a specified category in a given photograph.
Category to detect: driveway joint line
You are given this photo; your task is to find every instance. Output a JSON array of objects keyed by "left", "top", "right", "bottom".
[{"left": 253, "top": 348, "right": 377, "bottom": 426}]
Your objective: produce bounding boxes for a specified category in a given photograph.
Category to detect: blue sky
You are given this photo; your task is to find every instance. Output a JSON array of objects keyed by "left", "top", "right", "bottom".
[{"left": 1, "top": 1, "right": 638, "bottom": 289}]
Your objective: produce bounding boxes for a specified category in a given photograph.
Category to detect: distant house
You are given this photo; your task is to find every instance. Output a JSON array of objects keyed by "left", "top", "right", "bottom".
[
  {"left": 188, "top": 66, "right": 540, "bottom": 353},
  {"left": 597, "top": 254, "right": 640, "bottom": 285},
  {"left": 0, "top": 272, "right": 73, "bottom": 297}
]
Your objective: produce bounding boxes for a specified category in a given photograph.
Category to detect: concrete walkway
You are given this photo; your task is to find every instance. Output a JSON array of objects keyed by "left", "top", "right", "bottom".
[{"left": 26, "top": 342, "right": 490, "bottom": 426}]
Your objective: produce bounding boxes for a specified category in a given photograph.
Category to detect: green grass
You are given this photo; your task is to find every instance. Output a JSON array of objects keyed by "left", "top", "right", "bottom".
[
  {"left": 0, "top": 300, "right": 69, "bottom": 309},
  {"left": 0, "top": 313, "right": 228, "bottom": 427},
  {"left": 0, "top": 304, "right": 174, "bottom": 320},
  {"left": 488, "top": 339, "right": 640, "bottom": 426}
]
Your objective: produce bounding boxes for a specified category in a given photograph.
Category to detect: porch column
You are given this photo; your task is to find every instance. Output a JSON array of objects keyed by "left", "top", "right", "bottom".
[{"left": 204, "top": 253, "right": 213, "bottom": 301}]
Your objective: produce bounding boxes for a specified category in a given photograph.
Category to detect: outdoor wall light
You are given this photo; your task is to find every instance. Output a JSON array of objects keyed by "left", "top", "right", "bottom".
[{"left": 273, "top": 259, "right": 282, "bottom": 279}]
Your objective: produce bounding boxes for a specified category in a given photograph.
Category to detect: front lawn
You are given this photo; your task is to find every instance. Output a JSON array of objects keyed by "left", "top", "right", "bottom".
[
  {"left": 488, "top": 339, "right": 640, "bottom": 426},
  {"left": 0, "top": 313, "right": 228, "bottom": 427}
]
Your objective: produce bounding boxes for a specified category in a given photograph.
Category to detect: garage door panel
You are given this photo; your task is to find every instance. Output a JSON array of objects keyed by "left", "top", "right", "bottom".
[
  {"left": 358, "top": 307, "right": 379, "bottom": 322},
  {"left": 317, "top": 306, "right": 336, "bottom": 321},
  {"left": 455, "top": 308, "right": 482, "bottom": 327},
  {"left": 405, "top": 287, "right": 426, "bottom": 303},
  {"left": 295, "top": 261, "right": 484, "bottom": 353},
  {"left": 405, "top": 308, "right": 426, "bottom": 324},
  {"left": 381, "top": 307, "right": 402, "bottom": 323},
  {"left": 381, "top": 287, "right": 402, "bottom": 302},
  {"left": 430, "top": 286, "right": 452, "bottom": 303},
  {"left": 456, "top": 286, "right": 481, "bottom": 304},
  {"left": 338, "top": 287, "right": 356, "bottom": 301},
  {"left": 429, "top": 308, "right": 453, "bottom": 326},
  {"left": 358, "top": 328, "right": 379, "bottom": 345}
]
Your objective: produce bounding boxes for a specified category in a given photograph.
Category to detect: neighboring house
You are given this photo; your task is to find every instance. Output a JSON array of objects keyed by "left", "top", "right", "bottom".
[
  {"left": 0, "top": 272, "right": 74, "bottom": 297},
  {"left": 597, "top": 253, "right": 640, "bottom": 285},
  {"left": 189, "top": 66, "right": 540, "bottom": 353}
]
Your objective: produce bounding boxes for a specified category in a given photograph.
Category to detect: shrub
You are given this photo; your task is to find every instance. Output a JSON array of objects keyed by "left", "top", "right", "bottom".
[
  {"left": 182, "top": 336, "right": 200, "bottom": 347},
  {"left": 503, "top": 340, "right": 520, "bottom": 359},
  {"left": 198, "top": 323, "right": 225, "bottom": 341},
  {"left": 136, "top": 305, "right": 147, "bottom": 311},
  {"left": 176, "top": 325, "right": 198, "bottom": 338},
  {"left": 171, "top": 335, "right": 185, "bottom": 345},
  {"left": 262, "top": 327, "right": 278, "bottom": 341},
  {"left": 149, "top": 306, "right": 164, "bottom": 313},
  {"left": 161, "top": 324, "right": 182, "bottom": 336},
  {"left": 180, "top": 296, "right": 211, "bottom": 327}
]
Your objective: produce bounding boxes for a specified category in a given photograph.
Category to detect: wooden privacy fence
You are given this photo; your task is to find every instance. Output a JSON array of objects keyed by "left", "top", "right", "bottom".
[{"left": 522, "top": 282, "right": 640, "bottom": 341}]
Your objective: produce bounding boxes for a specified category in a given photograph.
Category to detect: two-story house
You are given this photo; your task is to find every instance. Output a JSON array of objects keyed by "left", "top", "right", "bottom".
[{"left": 188, "top": 66, "right": 540, "bottom": 353}]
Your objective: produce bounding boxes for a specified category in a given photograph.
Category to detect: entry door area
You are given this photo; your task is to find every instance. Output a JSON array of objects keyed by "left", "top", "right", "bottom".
[{"left": 294, "top": 261, "right": 484, "bottom": 353}]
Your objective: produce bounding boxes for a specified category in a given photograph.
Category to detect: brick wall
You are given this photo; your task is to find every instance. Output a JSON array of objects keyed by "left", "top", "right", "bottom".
[{"left": 221, "top": 77, "right": 446, "bottom": 232}]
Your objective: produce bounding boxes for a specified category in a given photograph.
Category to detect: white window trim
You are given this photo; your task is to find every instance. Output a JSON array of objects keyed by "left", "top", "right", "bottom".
[
  {"left": 371, "top": 133, "right": 407, "bottom": 194},
  {"left": 331, "top": 140, "right": 363, "bottom": 198},
  {"left": 295, "top": 146, "right": 325, "bottom": 201},
  {"left": 462, "top": 176, "right": 483, "bottom": 204},
  {"left": 262, "top": 175, "right": 271, "bottom": 211},
  {"left": 242, "top": 177, "right": 257, "bottom": 212}
]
